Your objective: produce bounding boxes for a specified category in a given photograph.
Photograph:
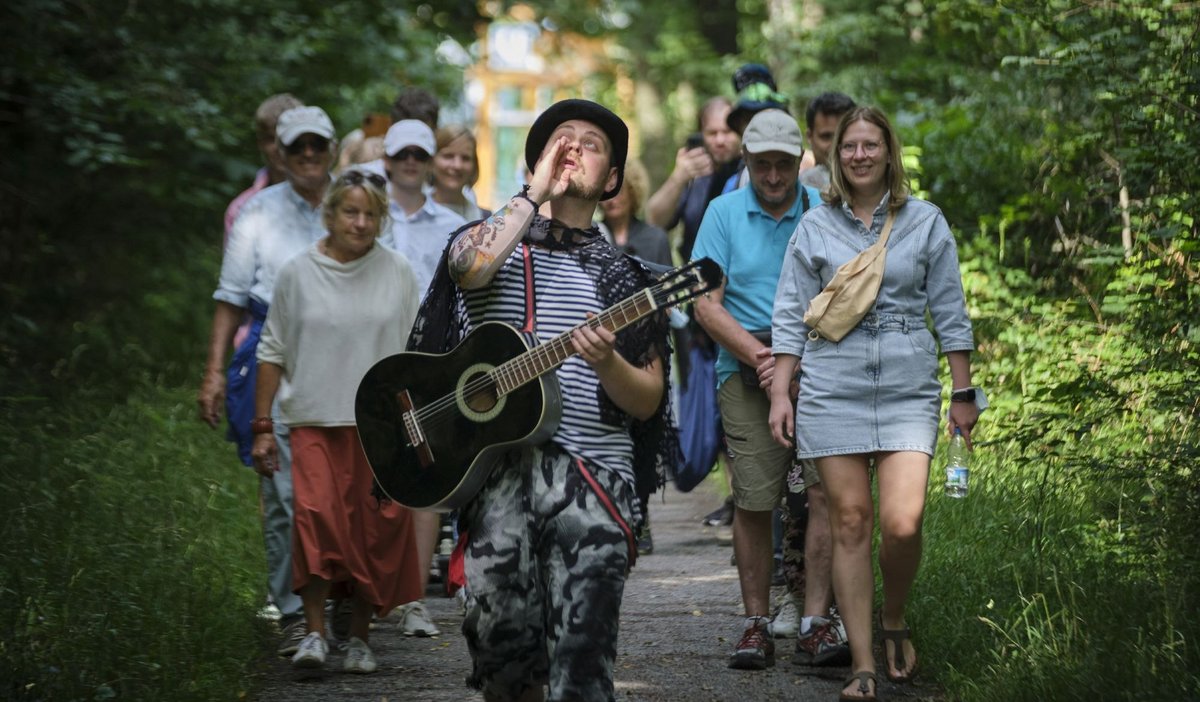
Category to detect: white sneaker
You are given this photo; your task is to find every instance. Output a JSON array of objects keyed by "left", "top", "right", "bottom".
[
  {"left": 291, "top": 631, "right": 328, "bottom": 668},
  {"left": 342, "top": 636, "right": 378, "bottom": 674},
  {"left": 769, "top": 594, "right": 800, "bottom": 638},
  {"left": 395, "top": 600, "right": 440, "bottom": 637},
  {"left": 257, "top": 603, "right": 282, "bottom": 621}
]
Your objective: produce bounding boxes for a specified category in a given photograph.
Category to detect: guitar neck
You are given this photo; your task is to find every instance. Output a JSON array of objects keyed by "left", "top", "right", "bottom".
[{"left": 491, "top": 288, "right": 659, "bottom": 397}]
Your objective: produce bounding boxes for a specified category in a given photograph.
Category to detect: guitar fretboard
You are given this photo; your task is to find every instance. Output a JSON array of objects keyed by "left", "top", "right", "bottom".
[{"left": 490, "top": 288, "right": 658, "bottom": 396}]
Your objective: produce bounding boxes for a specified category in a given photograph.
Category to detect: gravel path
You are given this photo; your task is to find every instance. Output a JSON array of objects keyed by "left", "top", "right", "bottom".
[{"left": 253, "top": 482, "right": 939, "bottom": 701}]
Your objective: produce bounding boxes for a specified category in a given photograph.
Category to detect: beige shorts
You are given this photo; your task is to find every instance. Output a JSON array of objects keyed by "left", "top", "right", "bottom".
[{"left": 718, "top": 377, "right": 794, "bottom": 512}]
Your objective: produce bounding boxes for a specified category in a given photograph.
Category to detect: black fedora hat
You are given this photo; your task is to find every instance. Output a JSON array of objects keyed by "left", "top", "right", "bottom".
[{"left": 524, "top": 99, "right": 628, "bottom": 200}]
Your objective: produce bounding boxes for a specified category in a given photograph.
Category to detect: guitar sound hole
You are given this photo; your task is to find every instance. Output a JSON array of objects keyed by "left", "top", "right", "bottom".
[{"left": 463, "top": 372, "right": 498, "bottom": 412}]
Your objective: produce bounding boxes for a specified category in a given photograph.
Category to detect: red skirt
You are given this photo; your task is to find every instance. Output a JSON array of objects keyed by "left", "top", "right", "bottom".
[{"left": 290, "top": 426, "right": 422, "bottom": 615}]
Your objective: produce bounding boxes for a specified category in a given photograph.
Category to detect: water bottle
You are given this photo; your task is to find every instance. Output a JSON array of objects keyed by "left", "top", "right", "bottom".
[{"left": 943, "top": 428, "right": 969, "bottom": 498}]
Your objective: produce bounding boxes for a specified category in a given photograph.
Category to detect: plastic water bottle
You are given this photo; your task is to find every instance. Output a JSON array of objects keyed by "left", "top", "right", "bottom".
[{"left": 943, "top": 428, "right": 969, "bottom": 498}]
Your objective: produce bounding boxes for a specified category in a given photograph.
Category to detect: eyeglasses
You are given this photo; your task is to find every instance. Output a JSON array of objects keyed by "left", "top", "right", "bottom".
[
  {"left": 390, "top": 147, "right": 431, "bottom": 162},
  {"left": 839, "top": 141, "right": 883, "bottom": 157},
  {"left": 284, "top": 135, "right": 330, "bottom": 155},
  {"left": 338, "top": 170, "right": 387, "bottom": 189}
]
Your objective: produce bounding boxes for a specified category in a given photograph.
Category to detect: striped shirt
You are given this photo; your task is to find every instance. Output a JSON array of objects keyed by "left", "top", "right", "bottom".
[{"left": 460, "top": 243, "right": 636, "bottom": 486}]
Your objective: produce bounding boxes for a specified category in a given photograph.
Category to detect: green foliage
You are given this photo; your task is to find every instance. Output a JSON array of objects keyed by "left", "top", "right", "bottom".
[
  {"left": 754, "top": 1, "right": 1200, "bottom": 699},
  {"left": 0, "top": 386, "right": 266, "bottom": 701},
  {"left": 0, "top": 0, "right": 471, "bottom": 394},
  {"left": 921, "top": 231, "right": 1200, "bottom": 699},
  {"left": 2, "top": 1, "right": 1198, "bottom": 699},
  {"left": 0, "top": 2, "right": 473, "bottom": 697}
]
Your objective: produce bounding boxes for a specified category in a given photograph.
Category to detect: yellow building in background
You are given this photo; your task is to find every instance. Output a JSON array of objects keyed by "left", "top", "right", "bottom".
[{"left": 467, "top": 4, "right": 633, "bottom": 209}]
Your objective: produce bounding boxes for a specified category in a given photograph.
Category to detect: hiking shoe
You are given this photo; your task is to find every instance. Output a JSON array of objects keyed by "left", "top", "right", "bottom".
[
  {"left": 794, "top": 615, "right": 851, "bottom": 667},
  {"left": 342, "top": 636, "right": 378, "bottom": 674},
  {"left": 277, "top": 618, "right": 308, "bottom": 657},
  {"left": 703, "top": 497, "right": 734, "bottom": 527},
  {"left": 291, "top": 631, "right": 328, "bottom": 669},
  {"left": 396, "top": 600, "right": 440, "bottom": 637},
  {"left": 769, "top": 594, "right": 800, "bottom": 638},
  {"left": 728, "top": 622, "right": 775, "bottom": 670}
]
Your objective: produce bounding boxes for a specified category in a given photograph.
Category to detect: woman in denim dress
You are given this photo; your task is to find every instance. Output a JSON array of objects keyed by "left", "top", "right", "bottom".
[{"left": 767, "top": 106, "right": 980, "bottom": 701}]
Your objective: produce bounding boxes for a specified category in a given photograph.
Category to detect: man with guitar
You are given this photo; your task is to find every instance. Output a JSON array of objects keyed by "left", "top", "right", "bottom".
[{"left": 406, "top": 100, "right": 676, "bottom": 702}]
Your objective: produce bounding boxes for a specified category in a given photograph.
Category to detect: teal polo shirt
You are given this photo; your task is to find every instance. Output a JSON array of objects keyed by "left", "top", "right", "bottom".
[{"left": 690, "top": 183, "right": 821, "bottom": 386}]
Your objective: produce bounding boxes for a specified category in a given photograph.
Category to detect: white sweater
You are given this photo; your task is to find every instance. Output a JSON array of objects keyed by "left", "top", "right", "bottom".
[{"left": 258, "top": 243, "right": 421, "bottom": 426}]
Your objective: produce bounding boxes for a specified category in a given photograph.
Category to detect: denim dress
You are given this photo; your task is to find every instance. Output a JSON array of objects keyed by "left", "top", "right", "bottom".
[{"left": 771, "top": 195, "right": 974, "bottom": 458}]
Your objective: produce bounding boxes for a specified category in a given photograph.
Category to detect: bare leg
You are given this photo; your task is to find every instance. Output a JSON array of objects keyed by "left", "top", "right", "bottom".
[
  {"left": 732, "top": 506, "right": 775, "bottom": 617},
  {"left": 817, "top": 455, "right": 876, "bottom": 699},
  {"left": 802, "top": 483, "right": 834, "bottom": 618},
  {"left": 349, "top": 591, "right": 374, "bottom": 642},
  {"left": 875, "top": 450, "right": 929, "bottom": 679},
  {"left": 298, "top": 577, "right": 331, "bottom": 637}
]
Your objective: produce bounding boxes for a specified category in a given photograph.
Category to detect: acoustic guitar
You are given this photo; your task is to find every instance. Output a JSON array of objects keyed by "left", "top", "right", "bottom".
[{"left": 355, "top": 258, "right": 721, "bottom": 511}]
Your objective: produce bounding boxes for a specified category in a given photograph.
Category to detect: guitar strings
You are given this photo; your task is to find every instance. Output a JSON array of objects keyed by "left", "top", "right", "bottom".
[{"left": 405, "top": 276, "right": 696, "bottom": 428}]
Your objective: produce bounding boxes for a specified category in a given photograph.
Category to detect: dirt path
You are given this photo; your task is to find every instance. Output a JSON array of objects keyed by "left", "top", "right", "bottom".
[{"left": 252, "top": 482, "right": 938, "bottom": 701}]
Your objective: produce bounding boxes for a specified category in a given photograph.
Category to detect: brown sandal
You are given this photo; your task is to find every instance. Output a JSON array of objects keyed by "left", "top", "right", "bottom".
[
  {"left": 838, "top": 671, "right": 878, "bottom": 701},
  {"left": 878, "top": 614, "right": 918, "bottom": 683}
]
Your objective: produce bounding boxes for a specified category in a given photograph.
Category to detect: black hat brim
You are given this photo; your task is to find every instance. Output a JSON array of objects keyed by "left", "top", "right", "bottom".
[
  {"left": 524, "top": 99, "right": 628, "bottom": 200},
  {"left": 727, "top": 100, "right": 789, "bottom": 134}
]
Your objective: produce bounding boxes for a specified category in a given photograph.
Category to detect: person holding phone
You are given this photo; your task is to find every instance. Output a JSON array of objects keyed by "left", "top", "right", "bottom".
[{"left": 645, "top": 97, "right": 741, "bottom": 261}]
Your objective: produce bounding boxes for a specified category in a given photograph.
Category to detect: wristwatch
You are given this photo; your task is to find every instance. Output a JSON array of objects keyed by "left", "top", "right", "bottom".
[{"left": 950, "top": 388, "right": 976, "bottom": 403}]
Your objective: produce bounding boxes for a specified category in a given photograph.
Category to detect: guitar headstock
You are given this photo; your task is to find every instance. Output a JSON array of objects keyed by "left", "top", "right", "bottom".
[{"left": 651, "top": 257, "right": 723, "bottom": 309}]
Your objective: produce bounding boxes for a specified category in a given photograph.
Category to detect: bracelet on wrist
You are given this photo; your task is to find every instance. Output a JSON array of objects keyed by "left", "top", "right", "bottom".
[
  {"left": 516, "top": 184, "right": 540, "bottom": 210},
  {"left": 250, "top": 417, "right": 274, "bottom": 435}
]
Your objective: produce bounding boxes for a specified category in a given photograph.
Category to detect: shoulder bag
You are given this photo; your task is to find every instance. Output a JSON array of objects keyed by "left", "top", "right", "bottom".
[{"left": 802, "top": 210, "right": 896, "bottom": 342}]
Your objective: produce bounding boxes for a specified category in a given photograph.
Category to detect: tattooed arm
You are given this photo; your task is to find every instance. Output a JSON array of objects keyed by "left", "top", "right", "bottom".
[{"left": 448, "top": 136, "right": 573, "bottom": 289}]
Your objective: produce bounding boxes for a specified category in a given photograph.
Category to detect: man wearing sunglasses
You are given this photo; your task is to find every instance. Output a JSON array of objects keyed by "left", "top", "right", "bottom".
[
  {"left": 378, "top": 120, "right": 465, "bottom": 297},
  {"left": 199, "top": 104, "right": 336, "bottom": 658}
]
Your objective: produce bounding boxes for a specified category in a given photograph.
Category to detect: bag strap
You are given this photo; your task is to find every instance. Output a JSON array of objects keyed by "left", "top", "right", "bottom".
[{"left": 874, "top": 210, "right": 897, "bottom": 250}]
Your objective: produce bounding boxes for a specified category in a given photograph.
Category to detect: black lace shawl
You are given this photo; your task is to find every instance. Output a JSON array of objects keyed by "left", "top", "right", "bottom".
[{"left": 408, "top": 215, "right": 679, "bottom": 497}]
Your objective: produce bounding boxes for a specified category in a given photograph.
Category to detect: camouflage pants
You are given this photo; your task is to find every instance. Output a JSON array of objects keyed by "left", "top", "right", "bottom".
[{"left": 461, "top": 445, "right": 636, "bottom": 702}]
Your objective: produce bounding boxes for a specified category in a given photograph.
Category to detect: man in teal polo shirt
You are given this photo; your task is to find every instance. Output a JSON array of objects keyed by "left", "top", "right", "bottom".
[{"left": 692, "top": 109, "right": 822, "bottom": 670}]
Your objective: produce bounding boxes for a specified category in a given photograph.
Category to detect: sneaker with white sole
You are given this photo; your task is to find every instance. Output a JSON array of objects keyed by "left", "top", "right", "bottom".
[
  {"left": 277, "top": 618, "right": 308, "bottom": 657},
  {"left": 728, "top": 621, "right": 775, "bottom": 670},
  {"left": 794, "top": 615, "right": 850, "bottom": 667},
  {"left": 342, "top": 636, "right": 377, "bottom": 674},
  {"left": 291, "top": 631, "right": 328, "bottom": 669},
  {"left": 769, "top": 594, "right": 800, "bottom": 638},
  {"left": 396, "top": 600, "right": 440, "bottom": 637}
]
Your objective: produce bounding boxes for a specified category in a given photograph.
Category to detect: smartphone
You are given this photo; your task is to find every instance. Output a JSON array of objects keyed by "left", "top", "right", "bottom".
[{"left": 685, "top": 133, "right": 704, "bottom": 150}]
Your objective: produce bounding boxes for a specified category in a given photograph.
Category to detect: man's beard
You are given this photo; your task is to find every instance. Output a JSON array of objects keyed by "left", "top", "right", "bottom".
[
  {"left": 565, "top": 174, "right": 605, "bottom": 201},
  {"left": 752, "top": 181, "right": 796, "bottom": 208}
]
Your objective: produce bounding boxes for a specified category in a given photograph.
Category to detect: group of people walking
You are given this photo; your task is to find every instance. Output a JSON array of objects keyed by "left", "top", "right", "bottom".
[{"left": 198, "top": 62, "right": 979, "bottom": 702}]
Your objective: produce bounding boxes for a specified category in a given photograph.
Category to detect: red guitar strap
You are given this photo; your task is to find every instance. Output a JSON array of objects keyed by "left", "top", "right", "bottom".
[
  {"left": 520, "top": 241, "right": 536, "bottom": 334},
  {"left": 576, "top": 458, "right": 637, "bottom": 572}
]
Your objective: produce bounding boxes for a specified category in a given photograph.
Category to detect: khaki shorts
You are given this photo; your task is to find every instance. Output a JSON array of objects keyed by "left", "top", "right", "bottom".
[{"left": 718, "top": 377, "right": 794, "bottom": 511}]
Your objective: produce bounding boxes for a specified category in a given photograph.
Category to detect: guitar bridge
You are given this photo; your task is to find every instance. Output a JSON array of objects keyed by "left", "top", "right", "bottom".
[{"left": 397, "top": 389, "right": 434, "bottom": 469}]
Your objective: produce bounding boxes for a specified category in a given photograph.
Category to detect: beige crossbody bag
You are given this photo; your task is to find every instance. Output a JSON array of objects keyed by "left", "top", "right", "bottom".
[{"left": 802, "top": 210, "right": 896, "bottom": 342}]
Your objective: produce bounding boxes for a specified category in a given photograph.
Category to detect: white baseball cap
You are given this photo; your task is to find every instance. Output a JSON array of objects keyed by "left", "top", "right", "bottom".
[
  {"left": 384, "top": 120, "right": 436, "bottom": 158},
  {"left": 742, "top": 109, "right": 804, "bottom": 156},
  {"left": 275, "top": 106, "right": 336, "bottom": 146}
]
